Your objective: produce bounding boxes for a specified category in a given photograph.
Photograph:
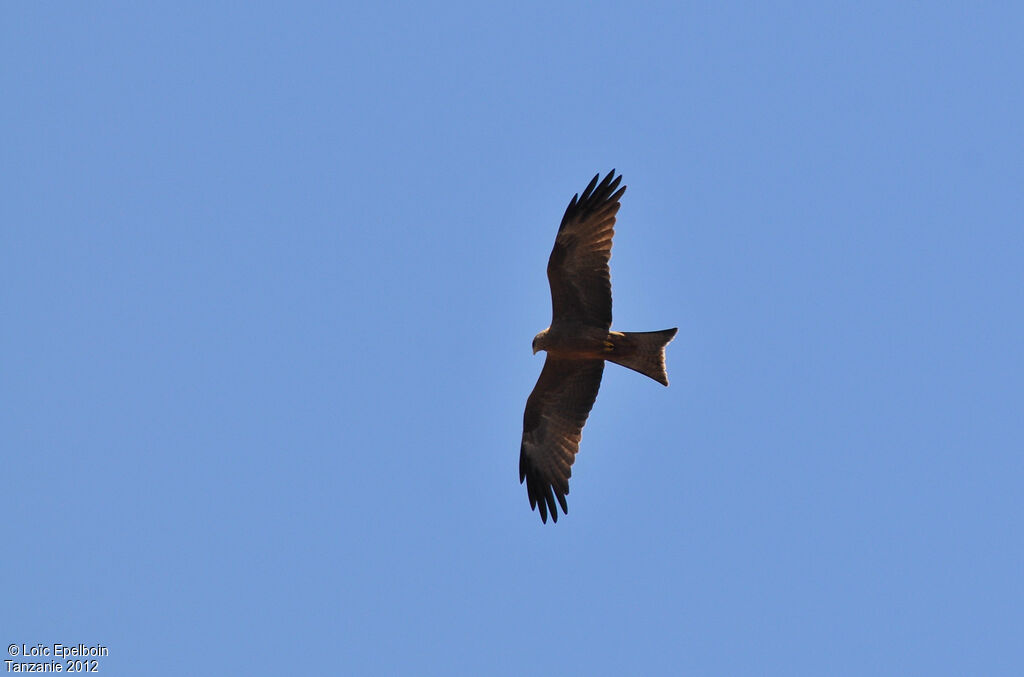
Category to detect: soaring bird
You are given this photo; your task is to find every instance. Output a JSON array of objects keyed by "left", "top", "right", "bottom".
[{"left": 520, "top": 170, "right": 677, "bottom": 523}]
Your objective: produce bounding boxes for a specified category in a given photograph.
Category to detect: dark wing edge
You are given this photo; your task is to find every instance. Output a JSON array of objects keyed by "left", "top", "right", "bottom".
[
  {"left": 519, "top": 358, "right": 605, "bottom": 524},
  {"left": 547, "top": 170, "right": 626, "bottom": 329}
]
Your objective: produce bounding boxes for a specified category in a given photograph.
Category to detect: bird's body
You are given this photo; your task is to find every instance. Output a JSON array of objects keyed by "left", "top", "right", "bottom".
[
  {"left": 520, "top": 170, "right": 677, "bottom": 523},
  {"left": 532, "top": 324, "right": 612, "bottom": 359}
]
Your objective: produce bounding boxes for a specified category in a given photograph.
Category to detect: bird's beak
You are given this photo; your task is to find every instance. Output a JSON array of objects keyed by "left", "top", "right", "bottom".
[{"left": 533, "top": 346, "right": 539, "bottom": 355}]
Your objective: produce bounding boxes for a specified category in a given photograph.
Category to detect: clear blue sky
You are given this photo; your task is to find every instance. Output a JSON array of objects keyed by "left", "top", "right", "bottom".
[{"left": 3, "top": 3, "right": 1022, "bottom": 675}]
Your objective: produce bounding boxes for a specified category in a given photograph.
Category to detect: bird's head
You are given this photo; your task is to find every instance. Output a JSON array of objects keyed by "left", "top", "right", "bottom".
[{"left": 532, "top": 328, "right": 550, "bottom": 355}]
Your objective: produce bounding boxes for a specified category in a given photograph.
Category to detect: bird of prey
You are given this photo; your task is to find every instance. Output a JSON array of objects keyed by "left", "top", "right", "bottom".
[{"left": 520, "top": 170, "right": 677, "bottom": 523}]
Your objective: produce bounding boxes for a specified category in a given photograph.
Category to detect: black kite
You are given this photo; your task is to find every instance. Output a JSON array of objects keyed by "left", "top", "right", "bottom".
[{"left": 520, "top": 170, "right": 677, "bottom": 523}]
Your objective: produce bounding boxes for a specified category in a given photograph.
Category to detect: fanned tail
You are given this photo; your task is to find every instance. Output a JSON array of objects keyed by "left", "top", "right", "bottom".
[{"left": 607, "top": 328, "right": 678, "bottom": 386}]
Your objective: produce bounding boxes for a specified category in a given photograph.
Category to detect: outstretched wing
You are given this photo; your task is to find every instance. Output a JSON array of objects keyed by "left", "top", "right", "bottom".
[
  {"left": 547, "top": 170, "right": 626, "bottom": 329},
  {"left": 519, "top": 357, "right": 605, "bottom": 523}
]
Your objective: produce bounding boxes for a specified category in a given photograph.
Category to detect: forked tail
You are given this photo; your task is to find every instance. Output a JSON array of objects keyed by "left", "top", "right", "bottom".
[{"left": 607, "top": 328, "right": 678, "bottom": 386}]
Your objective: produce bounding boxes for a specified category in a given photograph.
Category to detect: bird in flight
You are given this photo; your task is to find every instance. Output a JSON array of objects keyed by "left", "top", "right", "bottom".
[{"left": 520, "top": 170, "right": 677, "bottom": 523}]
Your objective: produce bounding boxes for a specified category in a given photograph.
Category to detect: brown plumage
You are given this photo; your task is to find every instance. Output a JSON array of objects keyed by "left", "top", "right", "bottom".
[{"left": 520, "top": 170, "right": 677, "bottom": 523}]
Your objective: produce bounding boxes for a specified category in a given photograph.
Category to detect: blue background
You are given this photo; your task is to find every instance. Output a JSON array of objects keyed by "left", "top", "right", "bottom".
[{"left": 3, "top": 3, "right": 1022, "bottom": 675}]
